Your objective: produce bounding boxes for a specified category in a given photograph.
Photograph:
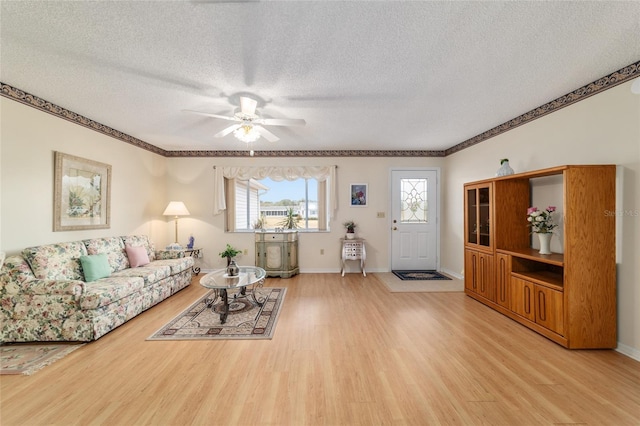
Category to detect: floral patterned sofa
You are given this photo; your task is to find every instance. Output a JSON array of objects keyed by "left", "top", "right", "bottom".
[{"left": 0, "top": 235, "right": 193, "bottom": 342}]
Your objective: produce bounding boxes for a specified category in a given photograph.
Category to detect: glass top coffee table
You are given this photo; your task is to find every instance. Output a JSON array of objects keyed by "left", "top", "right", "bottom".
[{"left": 200, "top": 266, "right": 266, "bottom": 324}]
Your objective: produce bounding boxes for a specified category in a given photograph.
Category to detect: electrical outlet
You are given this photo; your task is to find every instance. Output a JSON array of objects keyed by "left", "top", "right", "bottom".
[
  {"left": 377, "top": 212, "right": 385, "bottom": 218},
  {"left": 320, "top": 249, "right": 324, "bottom": 255},
  {"left": 243, "top": 249, "right": 248, "bottom": 255}
]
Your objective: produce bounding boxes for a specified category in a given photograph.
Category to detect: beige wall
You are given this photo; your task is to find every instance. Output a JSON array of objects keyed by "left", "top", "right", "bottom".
[
  {"left": 164, "top": 156, "right": 443, "bottom": 272},
  {"left": 0, "top": 99, "right": 168, "bottom": 254},
  {"left": 1, "top": 77, "right": 638, "bottom": 356},
  {"left": 442, "top": 79, "right": 640, "bottom": 357}
]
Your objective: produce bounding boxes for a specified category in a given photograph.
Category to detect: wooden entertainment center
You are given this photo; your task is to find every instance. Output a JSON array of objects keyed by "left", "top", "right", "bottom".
[{"left": 464, "top": 165, "right": 616, "bottom": 349}]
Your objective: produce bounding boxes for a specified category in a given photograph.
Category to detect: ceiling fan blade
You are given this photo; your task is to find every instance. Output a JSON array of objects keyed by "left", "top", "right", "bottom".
[
  {"left": 239, "top": 97, "right": 258, "bottom": 116},
  {"left": 257, "top": 118, "right": 306, "bottom": 127},
  {"left": 183, "top": 109, "right": 239, "bottom": 122},
  {"left": 214, "top": 124, "right": 241, "bottom": 138},
  {"left": 254, "top": 126, "right": 279, "bottom": 142}
]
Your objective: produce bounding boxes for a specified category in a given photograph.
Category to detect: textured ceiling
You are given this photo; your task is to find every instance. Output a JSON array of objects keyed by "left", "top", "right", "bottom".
[{"left": 1, "top": 1, "right": 639, "bottom": 155}]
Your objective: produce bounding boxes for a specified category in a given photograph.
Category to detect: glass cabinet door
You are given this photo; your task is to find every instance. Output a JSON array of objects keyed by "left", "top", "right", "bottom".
[
  {"left": 478, "top": 186, "right": 490, "bottom": 247},
  {"left": 465, "top": 184, "right": 492, "bottom": 249},
  {"left": 466, "top": 188, "right": 478, "bottom": 244}
]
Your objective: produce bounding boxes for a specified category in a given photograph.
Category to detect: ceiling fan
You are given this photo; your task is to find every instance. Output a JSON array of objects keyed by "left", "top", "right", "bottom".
[{"left": 184, "top": 96, "right": 306, "bottom": 143}]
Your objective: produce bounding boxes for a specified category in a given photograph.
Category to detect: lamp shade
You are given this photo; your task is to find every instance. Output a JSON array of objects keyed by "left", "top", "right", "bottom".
[{"left": 163, "top": 201, "right": 190, "bottom": 216}]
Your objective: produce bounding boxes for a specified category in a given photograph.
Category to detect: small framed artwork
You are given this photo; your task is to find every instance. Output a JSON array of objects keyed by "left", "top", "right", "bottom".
[
  {"left": 54, "top": 151, "right": 111, "bottom": 231},
  {"left": 350, "top": 183, "right": 368, "bottom": 207}
]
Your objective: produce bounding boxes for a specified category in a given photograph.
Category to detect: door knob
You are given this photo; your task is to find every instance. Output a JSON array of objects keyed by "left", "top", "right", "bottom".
[{"left": 393, "top": 226, "right": 398, "bottom": 230}]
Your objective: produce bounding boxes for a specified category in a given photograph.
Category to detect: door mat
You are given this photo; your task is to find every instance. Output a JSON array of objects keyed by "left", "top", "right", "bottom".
[
  {"left": 147, "top": 287, "right": 286, "bottom": 341},
  {"left": 392, "top": 270, "right": 452, "bottom": 281},
  {"left": 1, "top": 343, "right": 85, "bottom": 375}
]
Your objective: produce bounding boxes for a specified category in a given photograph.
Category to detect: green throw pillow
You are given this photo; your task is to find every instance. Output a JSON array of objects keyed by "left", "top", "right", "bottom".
[{"left": 80, "top": 254, "right": 111, "bottom": 282}]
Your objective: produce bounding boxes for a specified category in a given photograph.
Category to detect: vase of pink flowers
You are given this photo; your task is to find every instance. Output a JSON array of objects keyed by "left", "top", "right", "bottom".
[{"left": 527, "top": 206, "right": 557, "bottom": 254}]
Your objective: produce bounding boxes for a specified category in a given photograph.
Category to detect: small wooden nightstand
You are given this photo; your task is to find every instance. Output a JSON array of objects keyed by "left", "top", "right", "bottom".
[
  {"left": 340, "top": 238, "right": 366, "bottom": 277},
  {"left": 181, "top": 248, "right": 202, "bottom": 275}
]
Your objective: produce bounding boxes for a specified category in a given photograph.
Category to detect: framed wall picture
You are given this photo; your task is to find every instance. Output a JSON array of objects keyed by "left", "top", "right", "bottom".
[
  {"left": 54, "top": 151, "right": 111, "bottom": 231},
  {"left": 350, "top": 183, "right": 368, "bottom": 207}
]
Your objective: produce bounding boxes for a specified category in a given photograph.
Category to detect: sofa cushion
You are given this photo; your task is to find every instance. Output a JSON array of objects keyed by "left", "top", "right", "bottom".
[
  {"left": 125, "top": 245, "right": 150, "bottom": 267},
  {"left": 23, "top": 241, "right": 88, "bottom": 281},
  {"left": 79, "top": 276, "right": 145, "bottom": 310},
  {"left": 84, "top": 237, "right": 129, "bottom": 272},
  {"left": 80, "top": 254, "right": 112, "bottom": 282},
  {"left": 110, "top": 264, "right": 172, "bottom": 286},
  {"left": 122, "top": 235, "right": 156, "bottom": 261},
  {"left": 151, "top": 257, "right": 194, "bottom": 275}
]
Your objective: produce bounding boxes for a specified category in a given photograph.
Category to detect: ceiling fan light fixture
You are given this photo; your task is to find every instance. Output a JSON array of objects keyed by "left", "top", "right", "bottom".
[{"left": 234, "top": 124, "right": 261, "bottom": 143}]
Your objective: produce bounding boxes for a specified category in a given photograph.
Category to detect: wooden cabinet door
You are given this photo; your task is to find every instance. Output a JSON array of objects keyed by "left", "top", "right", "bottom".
[
  {"left": 477, "top": 252, "right": 495, "bottom": 301},
  {"left": 510, "top": 277, "right": 535, "bottom": 321},
  {"left": 464, "top": 249, "right": 478, "bottom": 293},
  {"left": 535, "top": 285, "right": 564, "bottom": 335},
  {"left": 288, "top": 240, "right": 298, "bottom": 269},
  {"left": 255, "top": 242, "right": 265, "bottom": 269},
  {"left": 496, "top": 253, "right": 511, "bottom": 309},
  {"left": 265, "top": 243, "right": 284, "bottom": 270}
]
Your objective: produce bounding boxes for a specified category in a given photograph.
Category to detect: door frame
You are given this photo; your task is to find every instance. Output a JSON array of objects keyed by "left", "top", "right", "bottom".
[{"left": 388, "top": 167, "right": 441, "bottom": 272}]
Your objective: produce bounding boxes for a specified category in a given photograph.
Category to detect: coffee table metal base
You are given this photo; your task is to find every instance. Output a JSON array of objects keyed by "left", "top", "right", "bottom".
[{"left": 203, "top": 279, "right": 266, "bottom": 324}]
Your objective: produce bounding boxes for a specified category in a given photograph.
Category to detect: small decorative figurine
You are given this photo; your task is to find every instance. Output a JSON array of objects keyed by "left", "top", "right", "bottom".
[{"left": 187, "top": 235, "right": 194, "bottom": 249}]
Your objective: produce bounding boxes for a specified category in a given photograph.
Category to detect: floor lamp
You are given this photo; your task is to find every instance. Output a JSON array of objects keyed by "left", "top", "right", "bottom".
[{"left": 163, "top": 201, "right": 190, "bottom": 245}]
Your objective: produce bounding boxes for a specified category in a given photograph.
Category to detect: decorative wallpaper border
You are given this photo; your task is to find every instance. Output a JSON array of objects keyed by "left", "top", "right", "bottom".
[
  {"left": 0, "top": 83, "right": 168, "bottom": 156},
  {"left": 163, "top": 149, "right": 445, "bottom": 158},
  {"left": 1, "top": 60, "right": 638, "bottom": 158},
  {"left": 445, "top": 61, "right": 640, "bottom": 156}
]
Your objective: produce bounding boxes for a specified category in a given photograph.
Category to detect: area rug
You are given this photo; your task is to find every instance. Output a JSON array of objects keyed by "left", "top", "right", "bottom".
[
  {"left": 147, "top": 287, "right": 286, "bottom": 341},
  {"left": 392, "top": 270, "right": 452, "bottom": 281},
  {"left": 374, "top": 273, "right": 464, "bottom": 293},
  {"left": 1, "top": 343, "right": 85, "bottom": 375}
]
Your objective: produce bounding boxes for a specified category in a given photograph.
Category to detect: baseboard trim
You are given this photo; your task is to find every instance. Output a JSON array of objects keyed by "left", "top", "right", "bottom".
[
  {"left": 440, "top": 267, "right": 463, "bottom": 280},
  {"left": 615, "top": 342, "right": 640, "bottom": 362}
]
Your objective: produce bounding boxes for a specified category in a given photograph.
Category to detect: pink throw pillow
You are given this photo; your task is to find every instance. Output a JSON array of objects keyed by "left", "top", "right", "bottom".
[{"left": 126, "top": 245, "right": 150, "bottom": 267}]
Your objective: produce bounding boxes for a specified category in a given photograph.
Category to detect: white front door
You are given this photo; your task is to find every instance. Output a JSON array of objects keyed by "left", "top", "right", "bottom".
[{"left": 391, "top": 169, "right": 439, "bottom": 270}]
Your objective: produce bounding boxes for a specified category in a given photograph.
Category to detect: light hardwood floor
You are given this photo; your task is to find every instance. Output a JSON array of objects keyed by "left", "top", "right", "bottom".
[{"left": 1, "top": 273, "right": 639, "bottom": 425}]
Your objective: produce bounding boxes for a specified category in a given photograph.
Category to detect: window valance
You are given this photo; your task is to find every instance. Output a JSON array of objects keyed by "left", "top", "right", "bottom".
[{"left": 213, "top": 165, "right": 337, "bottom": 217}]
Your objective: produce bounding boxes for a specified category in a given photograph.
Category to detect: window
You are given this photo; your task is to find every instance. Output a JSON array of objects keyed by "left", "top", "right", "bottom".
[
  {"left": 235, "top": 178, "right": 320, "bottom": 231},
  {"left": 214, "top": 166, "right": 336, "bottom": 232}
]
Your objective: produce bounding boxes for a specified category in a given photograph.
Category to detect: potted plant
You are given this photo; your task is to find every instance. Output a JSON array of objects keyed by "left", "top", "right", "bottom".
[
  {"left": 278, "top": 207, "right": 300, "bottom": 229},
  {"left": 496, "top": 158, "right": 514, "bottom": 176},
  {"left": 219, "top": 244, "right": 241, "bottom": 266},
  {"left": 343, "top": 220, "right": 356, "bottom": 239},
  {"left": 253, "top": 213, "right": 266, "bottom": 231}
]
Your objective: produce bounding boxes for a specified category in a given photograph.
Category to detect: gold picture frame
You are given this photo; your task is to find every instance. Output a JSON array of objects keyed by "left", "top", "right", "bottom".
[{"left": 54, "top": 151, "right": 111, "bottom": 231}]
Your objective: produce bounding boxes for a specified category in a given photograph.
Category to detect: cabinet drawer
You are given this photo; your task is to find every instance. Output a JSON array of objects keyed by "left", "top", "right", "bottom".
[
  {"left": 255, "top": 232, "right": 298, "bottom": 242},
  {"left": 263, "top": 233, "right": 286, "bottom": 241},
  {"left": 343, "top": 242, "right": 363, "bottom": 249}
]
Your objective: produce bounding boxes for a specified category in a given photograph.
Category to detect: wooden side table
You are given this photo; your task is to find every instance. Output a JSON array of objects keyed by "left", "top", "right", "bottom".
[{"left": 340, "top": 238, "right": 366, "bottom": 277}]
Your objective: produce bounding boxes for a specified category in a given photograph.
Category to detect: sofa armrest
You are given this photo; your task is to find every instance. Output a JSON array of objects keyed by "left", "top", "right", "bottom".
[
  {"left": 4, "top": 278, "right": 85, "bottom": 299},
  {"left": 155, "top": 250, "right": 185, "bottom": 260}
]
